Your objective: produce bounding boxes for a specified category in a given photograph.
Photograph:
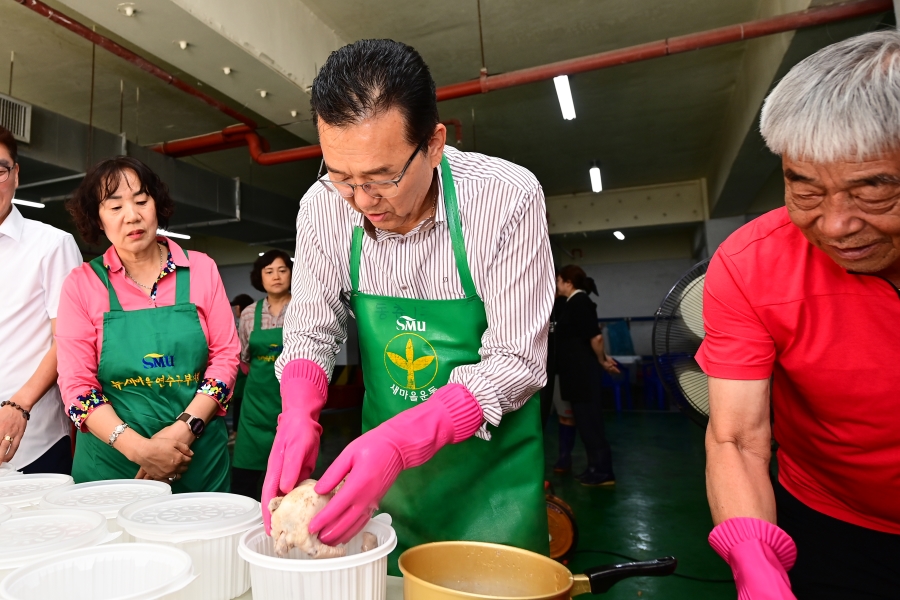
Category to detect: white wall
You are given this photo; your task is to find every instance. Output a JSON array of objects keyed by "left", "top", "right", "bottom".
[{"left": 579, "top": 258, "right": 698, "bottom": 356}]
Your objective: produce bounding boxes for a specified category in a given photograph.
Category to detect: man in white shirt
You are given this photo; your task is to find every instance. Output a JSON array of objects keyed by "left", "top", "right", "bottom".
[{"left": 0, "top": 125, "right": 83, "bottom": 473}]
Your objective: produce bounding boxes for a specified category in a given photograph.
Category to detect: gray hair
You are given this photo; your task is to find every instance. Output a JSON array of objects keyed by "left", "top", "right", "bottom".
[{"left": 760, "top": 30, "right": 900, "bottom": 162}]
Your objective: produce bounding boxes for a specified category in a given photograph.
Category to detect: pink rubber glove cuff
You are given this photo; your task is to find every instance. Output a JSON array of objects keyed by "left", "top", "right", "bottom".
[
  {"left": 310, "top": 383, "right": 483, "bottom": 545},
  {"left": 709, "top": 517, "right": 797, "bottom": 600},
  {"left": 262, "top": 359, "right": 329, "bottom": 535}
]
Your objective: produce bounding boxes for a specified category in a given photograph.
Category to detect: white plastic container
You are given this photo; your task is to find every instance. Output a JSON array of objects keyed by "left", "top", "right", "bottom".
[
  {"left": 0, "top": 505, "right": 11, "bottom": 526},
  {"left": 238, "top": 513, "right": 397, "bottom": 600},
  {"left": 40, "top": 479, "right": 171, "bottom": 543},
  {"left": 0, "top": 474, "right": 73, "bottom": 510},
  {"left": 117, "top": 492, "right": 261, "bottom": 600},
  {"left": 0, "top": 508, "right": 120, "bottom": 582},
  {"left": 0, "top": 464, "right": 22, "bottom": 479},
  {"left": 0, "top": 543, "right": 196, "bottom": 600}
]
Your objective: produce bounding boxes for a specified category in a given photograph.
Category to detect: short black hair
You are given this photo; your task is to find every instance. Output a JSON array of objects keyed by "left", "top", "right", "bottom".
[
  {"left": 310, "top": 39, "right": 439, "bottom": 149},
  {"left": 230, "top": 294, "right": 254, "bottom": 313},
  {"left": 250, "top": 249, "right": 293, "bottom": 293},
  {"left": 0, "top": 126, "right": 18, "bottom": 163},
  {"left": 66, "top": 156, "right": 175, "bottom": 245}
]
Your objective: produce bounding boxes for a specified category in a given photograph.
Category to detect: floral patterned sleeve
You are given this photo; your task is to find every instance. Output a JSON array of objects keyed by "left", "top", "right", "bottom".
[
  {"left": 68, "top": 389, "right": 110, "bottom": 432},
  {"left": 197, "top": 378, "right": 231, "bottom": 414}
]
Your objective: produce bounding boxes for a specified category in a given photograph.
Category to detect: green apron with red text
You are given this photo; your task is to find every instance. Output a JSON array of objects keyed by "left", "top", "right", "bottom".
[
  {"left": 351, "top": 155, "right": 549, "bottom": 576},
  {"left": 232, "top": 300, "right": 283, "bottom": 470},
  {"left": 71, "top": 255, "right": 230, "bottom": 493}
]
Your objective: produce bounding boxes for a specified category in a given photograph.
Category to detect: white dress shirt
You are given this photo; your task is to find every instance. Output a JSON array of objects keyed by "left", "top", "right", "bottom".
[
  {"left": 0, "top": 206, "right": 83, "bottom": 468},
  {"left": 277, "top": 145, "right": 554, "bottom": 440}
]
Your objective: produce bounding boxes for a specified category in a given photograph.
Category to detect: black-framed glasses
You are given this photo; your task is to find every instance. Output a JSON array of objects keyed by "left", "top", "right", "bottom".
[
  {"left": 0, "top": 163, "right": 14, "bottom": 184},
  {"left": 317, "top": 138, "right": 428, "bottom": 199}
]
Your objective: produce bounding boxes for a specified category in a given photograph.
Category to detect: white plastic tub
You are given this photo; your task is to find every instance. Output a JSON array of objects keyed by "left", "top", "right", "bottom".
[
  {"left": 0, "top": 543, "right": 196, "bottom": 600},
  {"left": 0, "top": 474, "right": 73, "bottom": 510},
  {"left": 238, "top": 513, "right": 397, "bottom": 600},
  {"left": 117, "top": 492, "right": 261, "bottom": 600},
  {"left": 0, "top": 465, "right": 22, "bottom": 479},
  {"left": 40, "top": 479, "right": 171, "bottom": 543},
  {"left": 0, "top": 508, "right": 120, "bottom": 582}
]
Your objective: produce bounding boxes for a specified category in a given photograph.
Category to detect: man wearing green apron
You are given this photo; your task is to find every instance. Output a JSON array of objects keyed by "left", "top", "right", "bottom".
[{"left": 264, "top": 39, "right": 554, "bottom": 575}]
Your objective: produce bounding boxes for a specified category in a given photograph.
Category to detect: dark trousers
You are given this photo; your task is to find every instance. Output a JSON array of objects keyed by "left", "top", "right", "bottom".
[
  {"left": 775, "top": 480, "right": 900, "bottom": 599},
  {"left": 21, "top": 435, "right": 72, "bottom": 475},
  {"left": 540, "top": 368, "right": 556, "bottom": 429},
  {"left": 231, "top": 467, "right": 264, "bottom": 502},
  {"left": 571, "top": 399, "right": 614, "bottom": 477}
]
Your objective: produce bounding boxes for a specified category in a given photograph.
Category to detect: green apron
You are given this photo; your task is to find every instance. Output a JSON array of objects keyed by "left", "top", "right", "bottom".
[
  {"left": 232, "top": 300, "right": 283, "bottom": 470},
  {"left": 351, "top": 155, "right": 549, "bottom": 576},
  {"left": 71, "top": 255, "right": 230, "bottom": 493}
]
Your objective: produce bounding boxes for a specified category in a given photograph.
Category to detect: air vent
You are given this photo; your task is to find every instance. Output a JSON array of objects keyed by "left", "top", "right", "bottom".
[{"left": 0, "top": 93, "right": 32, "bottom": 143}]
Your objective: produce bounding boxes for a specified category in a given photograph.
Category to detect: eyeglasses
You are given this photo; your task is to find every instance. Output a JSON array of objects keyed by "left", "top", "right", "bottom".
[
  {"left": 0, "top": 164, "right": 14, "bottom": 184},
  {"left": 317, "top": 139, "right": 428, "bottom": 199}
]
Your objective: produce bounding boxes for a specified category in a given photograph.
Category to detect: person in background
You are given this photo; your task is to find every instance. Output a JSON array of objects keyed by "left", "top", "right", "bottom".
[
  {"left": 228, "top": 293, "right": 254, "bottom": 437},
  {"left": 0, "top": 125, "right": 82, "bottom": 474},
  {"left": 56, "top": 156, "right": 239, "bottom": 491},
  {"left": 231, "top": 250, "right": 292, "bottom": 500},
  {"left": 701, "top": 31, "right": 900, "bottom": 599},
  {"left": 555, "top": 265, "right": 618, "bottom": 486}
]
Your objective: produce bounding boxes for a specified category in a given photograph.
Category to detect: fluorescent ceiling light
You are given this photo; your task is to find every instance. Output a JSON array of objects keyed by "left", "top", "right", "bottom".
[
  {"left": 589, "top": 166, "right": 603, "bottom": 193},
  {"left": 157, "top": 228, "right": 191, "bottom": 240},
  {"left": 553, "top": 75, "right": 576, "bottom": 120},
  {"left": 11, "top": 198, "right": 45, "bottom": 208},
  {"left": 614, "top": 231, "right": 625, "bottom": 241}
]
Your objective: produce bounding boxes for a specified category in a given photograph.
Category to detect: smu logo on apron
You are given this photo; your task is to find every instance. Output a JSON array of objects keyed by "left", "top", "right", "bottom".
[
  {"left": 256, "top": 343, "right": 283, "bottom": 363},
  {"left": 142, "top": 353, "right": 175, "bottom": 369},
  {"left": 384, "top": 332, "right": 439, "bottom": 403}
]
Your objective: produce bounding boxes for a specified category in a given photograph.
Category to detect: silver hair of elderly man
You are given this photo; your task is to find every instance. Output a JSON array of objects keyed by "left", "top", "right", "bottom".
[{"left": 761, "top": 29, "right": 900, "bottom": 163}]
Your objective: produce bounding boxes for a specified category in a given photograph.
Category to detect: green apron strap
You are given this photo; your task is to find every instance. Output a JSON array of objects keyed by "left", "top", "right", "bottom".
[
  {"left": 89, "top": 256, "right": 123, "bottom": 312},
  {"left": 440, "top": 155, "right": 478, "bottom": 299},
  {"left": 175, "top": 249, "right": 190, "bottom": 305},
  {"left": 350, "top": 226, "right": 365, "bottom": 293},
  {"left": 254, "top": 298, "right": 264, "bottom": 329}
]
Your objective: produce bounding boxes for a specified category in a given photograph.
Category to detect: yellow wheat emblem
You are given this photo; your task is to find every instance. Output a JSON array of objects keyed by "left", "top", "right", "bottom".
[{"left": 386, "top": 339, "right": 435, "bottom": 389}]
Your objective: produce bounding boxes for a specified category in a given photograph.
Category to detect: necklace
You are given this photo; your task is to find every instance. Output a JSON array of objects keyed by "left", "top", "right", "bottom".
[{"left": 125, "top": 243, "right": 164, "bottom": 291}]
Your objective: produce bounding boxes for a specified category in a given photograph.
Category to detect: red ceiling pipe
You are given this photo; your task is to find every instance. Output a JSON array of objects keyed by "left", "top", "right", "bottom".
[
  {"left": 13, "top": 0, "right": 258, "bottom": 129},
  {"left": 149, "top": 0, "right": 897, "bottom": 164},
  {"left": 442, "top": 119, "right": 463, "bottom": 145}
]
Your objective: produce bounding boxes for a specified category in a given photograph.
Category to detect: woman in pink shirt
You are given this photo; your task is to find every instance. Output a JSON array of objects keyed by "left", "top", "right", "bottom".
[{"left": 56, "top": 157, "right": 239, "bottom": 492}]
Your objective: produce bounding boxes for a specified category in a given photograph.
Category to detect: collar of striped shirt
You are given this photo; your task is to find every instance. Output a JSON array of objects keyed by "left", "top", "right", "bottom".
[{"left": 363, "top": 165, "right": 447, "bottom": 242}]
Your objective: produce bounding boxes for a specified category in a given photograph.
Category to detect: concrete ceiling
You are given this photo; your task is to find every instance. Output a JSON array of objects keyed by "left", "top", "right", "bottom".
[{"left": 1, "top": 0, "right": 894, "bottom": 256}]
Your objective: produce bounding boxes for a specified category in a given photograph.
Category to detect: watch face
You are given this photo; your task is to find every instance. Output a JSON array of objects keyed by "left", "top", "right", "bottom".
[{"left": 189, "top": 418, "right": 204, "bottom": 436}]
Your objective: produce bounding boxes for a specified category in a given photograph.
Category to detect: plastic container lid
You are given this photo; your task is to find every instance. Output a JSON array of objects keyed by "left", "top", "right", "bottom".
[
  {"left": 0, "top": 474, "right": 73, "bottom": 509},
  {"left": 40, "top": 479, "right": 172, "bottom": 519},
  {"left": 0, "top": 508, "right": 118, "bottom": 571},
  {"left": 0, "top": 464, "right": 23, "bottom": 479},
  {"left": 117, "top": 492, "right": 261, "bottom": 543},
  {"left": 0, "top": 543, "right": 196, "bottom": 600}
]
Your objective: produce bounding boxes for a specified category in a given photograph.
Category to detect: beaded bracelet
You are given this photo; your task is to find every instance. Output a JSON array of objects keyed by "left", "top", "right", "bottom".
[{"left": 0, "top": 401, "right": 30, "bottom": 421}]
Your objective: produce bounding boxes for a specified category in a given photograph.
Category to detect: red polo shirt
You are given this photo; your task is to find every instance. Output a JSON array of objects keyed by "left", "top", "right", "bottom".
[{"left": 697, "top": 206, "right": 900, "bottom": 535}]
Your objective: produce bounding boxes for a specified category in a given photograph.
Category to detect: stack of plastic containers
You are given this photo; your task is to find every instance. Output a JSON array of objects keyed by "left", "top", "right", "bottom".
[
  {"left": 117, "top": 492, "right": 261, "bottom": 600},
  {"left": 0, "top": 508, "right": 120, "bottom": 582},
  {"left": 40, "top": 479, "right": 171, "bottom": 543},
  {"left": 0, "top": 544, "right": 196, "bottom": 600},
  {"left": 0, "top": 474, "right": 73, "bottom": 511},
  {"left": 238, "top": 513, "right": 397, "bottom": 600}
]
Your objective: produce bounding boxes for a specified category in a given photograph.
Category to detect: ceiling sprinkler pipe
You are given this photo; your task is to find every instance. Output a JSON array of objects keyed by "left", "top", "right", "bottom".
[
  {"left": 13, "top": 0, "right": 258, "bottom": 129},
  {"left": 442, "top": 119, "right": 463, "bottom": 145},
  {"left": 146, "top": 0, "right": 892, "bottom": 164}
]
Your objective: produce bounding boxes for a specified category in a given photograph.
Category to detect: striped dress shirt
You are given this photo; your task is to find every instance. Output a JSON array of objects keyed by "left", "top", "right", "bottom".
[{"left": 276, "top": 145, "right": 554, "bottom": 439}]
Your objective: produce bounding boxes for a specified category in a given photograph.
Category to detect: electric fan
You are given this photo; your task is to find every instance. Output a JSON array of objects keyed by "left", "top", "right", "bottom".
[{"left": 652, "top": 258, "right": 711, "bottom": 427}]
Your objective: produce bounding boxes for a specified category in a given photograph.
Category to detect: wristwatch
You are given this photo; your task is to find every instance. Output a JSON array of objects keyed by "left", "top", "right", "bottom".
[{"left": 176, "top": 412, "right": 205, "bottom": 438}]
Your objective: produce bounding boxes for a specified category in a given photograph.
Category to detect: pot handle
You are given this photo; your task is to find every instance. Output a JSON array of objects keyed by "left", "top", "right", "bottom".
[{"left": 570, "top": 556, "right": 677, "bottom": 596}]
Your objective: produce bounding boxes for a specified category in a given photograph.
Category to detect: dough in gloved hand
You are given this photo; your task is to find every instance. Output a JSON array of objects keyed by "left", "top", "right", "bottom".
[{"left": 268, "top": 479, "right": 379, "bottom": 558}]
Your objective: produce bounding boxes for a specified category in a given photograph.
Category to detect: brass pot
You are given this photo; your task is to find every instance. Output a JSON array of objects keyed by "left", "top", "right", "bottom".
[{"left": 398, "top": 541, "right": 676, "bottom": 599}]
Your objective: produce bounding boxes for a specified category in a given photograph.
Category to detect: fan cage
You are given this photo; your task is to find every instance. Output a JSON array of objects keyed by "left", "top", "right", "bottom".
[{"left": 652, "top": 258, "right": 710, "bottom": 427}]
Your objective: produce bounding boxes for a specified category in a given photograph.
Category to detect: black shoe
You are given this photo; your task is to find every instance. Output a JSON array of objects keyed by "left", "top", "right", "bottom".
[{"left": 577, "top": 467, "right": 615, "bottom": 487}]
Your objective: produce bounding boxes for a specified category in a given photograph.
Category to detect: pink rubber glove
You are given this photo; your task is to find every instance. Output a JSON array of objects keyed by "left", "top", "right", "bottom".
[
  {"left": 310, "top": 383, "right": 483, "bottom": 545},
  {"left": 709, "top": 517, "right": 798, "bottom": 600},
  {"left": 262, "top": 359, "right": 329, "bottom": 534}
]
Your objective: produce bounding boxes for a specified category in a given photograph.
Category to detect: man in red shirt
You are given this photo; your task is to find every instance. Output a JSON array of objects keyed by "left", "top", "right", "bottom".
[{"left": 699, "top": 31, "right": 900, "bottom": 599}]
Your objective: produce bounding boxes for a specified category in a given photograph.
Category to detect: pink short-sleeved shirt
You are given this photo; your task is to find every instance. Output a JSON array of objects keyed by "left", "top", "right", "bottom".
[{"left": 56, "top": 238, "right": 240, "bottom": 427}]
